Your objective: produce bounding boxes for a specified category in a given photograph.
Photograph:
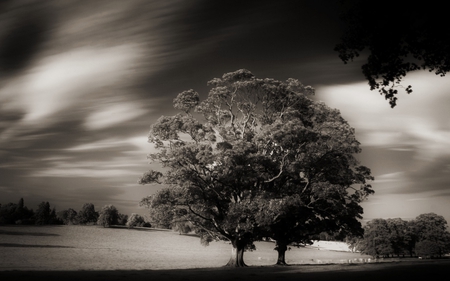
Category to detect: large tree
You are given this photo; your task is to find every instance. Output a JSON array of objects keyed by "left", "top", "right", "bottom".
[
  {"left": 139, "top": 69, "right": 373, "bottom": 266},
  {"left": 335, "top": 0, "right": 450, "bottom": 107}
]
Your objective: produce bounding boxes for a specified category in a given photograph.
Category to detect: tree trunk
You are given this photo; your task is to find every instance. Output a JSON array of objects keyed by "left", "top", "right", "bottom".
[
  {"left": 275, "top": 241, "right": 289, "bottom": 266},
  {"left": 225, "top": 239, "right": 247, "bottom": 267}
]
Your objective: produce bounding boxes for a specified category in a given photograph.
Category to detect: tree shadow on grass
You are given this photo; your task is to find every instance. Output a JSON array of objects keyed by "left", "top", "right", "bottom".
[
  {"left": 1, "top": 261, "right": 450, "bottom": 281},
  {"left": 0, "top": 243, "right": 74, "bottom": 248},
  {"left": 0, "top": 229, "right": 60, "bottom": 236}
]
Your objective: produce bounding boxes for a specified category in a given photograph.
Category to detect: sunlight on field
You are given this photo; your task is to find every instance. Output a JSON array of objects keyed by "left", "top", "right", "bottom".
[{"left": 0, "top": 225, "right": 370, "bottom": 271}]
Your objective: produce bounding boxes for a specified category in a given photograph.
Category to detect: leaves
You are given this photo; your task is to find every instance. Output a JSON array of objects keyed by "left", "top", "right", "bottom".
[
  {"left": 139, "top": 69, "right": 373, "bottom": 251},
  {"left": 336, "top": 0, "right": 450, "bottom": 107}
]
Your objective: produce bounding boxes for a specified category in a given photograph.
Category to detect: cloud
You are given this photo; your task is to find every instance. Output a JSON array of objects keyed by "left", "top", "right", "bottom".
[
  {"left": 84, "top": 103, "right": 148, "bottom": 130},
  {"left": 319, "top": 72, "right": 450, "bottom": 200},
  {"left": 318, "top": 71, "right": 450, "bottom": 159},
  {"left": 29, "top": 157, "right": 143, "bottom": 179},
  {"left": 0, "top": 45, "right": 145, "bottom": 143}
]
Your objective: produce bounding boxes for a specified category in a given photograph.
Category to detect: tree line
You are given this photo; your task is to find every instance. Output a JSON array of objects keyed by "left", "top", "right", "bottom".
[
  {"left": 347, "top": 213, "right": 450, "bottom": 258},
  {"left": 0, "top": 198, "right": 150, "bottom": 228}
]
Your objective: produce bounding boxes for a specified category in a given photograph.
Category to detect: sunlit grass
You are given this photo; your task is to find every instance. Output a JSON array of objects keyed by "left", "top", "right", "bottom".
[{"left": 0, "top": 225, "right": 370, "bottom": 271}]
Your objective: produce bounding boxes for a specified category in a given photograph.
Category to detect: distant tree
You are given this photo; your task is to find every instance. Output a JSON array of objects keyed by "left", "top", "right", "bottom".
[
  {"left": 412, "top": 213, "right": 450, "bottom": 257},
  {"left": 126, "top": 213, "right": 147, "bottom": 228},
  {"left": 34, "top": 202, "right": 52, "bottom": 225},
  {"left": 415, "top": 240, "right": 444, "bottom": 258},
  {"left": 336, "top": 0, "right": 450, "bottom": 107},
  {"left": 386, "top": 218, "right": 411, "bottom": 257},
  {"left": 140, "top": 189, "right": 185, "bottom": 229},
  {"left": 356, "top": 219, "right": 393, "bottom": 258},
  {"left": 117, "top": 213, "right": 128, "bottom": 226},
  {"left": 0, "top": 198, "right": 34, "bottom": 225},
  {"left": 0, "top": 202, "right": 17, "bottom": 224},
  {"left": 57, "top": 208, "right": 78, "bottom": 225},
  {"left": 97, "top": 205, "right": 119, "bottom": 227},
  {"left": 77, "top": 203, "right": 98, "bottom": 225}
]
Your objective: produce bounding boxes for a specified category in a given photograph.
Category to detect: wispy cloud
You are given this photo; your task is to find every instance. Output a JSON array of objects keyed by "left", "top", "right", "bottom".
[
  {"left": 319, "top": 72, "right": 450, "bottom": 157},
  {"left": 319, "top": 72, "right": 450, "bottom": 200},
  {"left": 84, "top": 102, "right": 148, "bottom": 130}
]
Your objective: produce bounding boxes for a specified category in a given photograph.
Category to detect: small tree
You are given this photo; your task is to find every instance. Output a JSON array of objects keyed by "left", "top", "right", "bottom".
[
  {"left": 140, "top": 192, "right": 175, "bottom": 229},
  {"left": 57, "top": 208, "right": 78, "bottom": 225},
  {"left": 117, "top": 213, "right": 128, "bottom": 226},
  {"left": 356, "top": 219, "right": 393, "bottom": 258},
  {"left": 97, "top": 205, "right": 119, "bottom": 227},
  {"left": 126, "top": 213, "right": 146, "bottom": 228},
  {"left": 34, "top": 202, "right": 52, "bottom": 225},
  {"left": 412, "top": 213, "right": 450, "bottom": 257},
  {"left": 77, "top": 203, "right": 98, "bottom": 225}
]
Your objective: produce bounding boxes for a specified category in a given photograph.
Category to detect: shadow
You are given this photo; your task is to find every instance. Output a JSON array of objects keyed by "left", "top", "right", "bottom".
[
  {"left": 0, "top": 243, "right": 74, "bottom": 248},
  {"left": 0, "top": 229, "right": 60, "bottom": 237},
  {"left": 108, "top": 225, "right": 172, "bottom": 232},
  {"left": 1, "top": 260, "right": 450, "bottom": 281}
]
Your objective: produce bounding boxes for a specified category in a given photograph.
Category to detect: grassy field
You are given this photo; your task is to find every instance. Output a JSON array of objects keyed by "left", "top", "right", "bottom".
[
  {"left": 0, "top": 224, "right": 372, "bottom": 271},
  {"left": 1, "top": 225, "right": 450, "bottom": 281}
]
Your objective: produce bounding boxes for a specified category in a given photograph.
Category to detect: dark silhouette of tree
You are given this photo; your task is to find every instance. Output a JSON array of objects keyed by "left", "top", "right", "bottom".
[
  {"left": 117, "top": 213, "right": 128, "bottom": 226},
  {"left": 354, "top": 214, "right": 450, "bottom": 258},
  {"left": 34, "top": 202, "right": 50, "bottom": 225},
  {"left": 140, "top": 189, "right": 187, "bottom": 230},
  {"left": 336, "top": 0, "right": 450, "bottom": 107},
  {"left": 412, "top": 213, "right": 450, "bottom": 257},
  {"left": 356, "top": 218, "right": 393, "bottom": 258},
  {"left": 97, "top": 205, "right": 119, "bottom": 227},
  {"left": 57, "top": 208, "right": 78, "bottom": 225},
  {"left": 386, "top": 218, "right": 412, "bottom": 257},
  {"left": 0, "top": 198, "right": 34, "bottom": 225},
  {"left": 126, "top": 213, "right": 148, "bottom": 228},
  {"left": 139, "top": 69, "right": 373, "bottom": 267},
  {"left": 77, "top": 203, "right": 98, "bottom": 225}
]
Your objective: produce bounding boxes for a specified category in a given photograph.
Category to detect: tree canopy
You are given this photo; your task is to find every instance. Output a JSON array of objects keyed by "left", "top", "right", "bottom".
[
  {"left": 354, "top": 213, "right": 450, "bottom": 258},
  {"left": 77, "top": 203, "right": 98, "bottom": 225},
  {"left": 139, "top": 69, "right": 373, "bottom": 266},
  {"left": 97, "top": 205, "right": 119, "bottom": 227},
  {"left": 336, "top": 0, "right": 450, "bottom": 107}
]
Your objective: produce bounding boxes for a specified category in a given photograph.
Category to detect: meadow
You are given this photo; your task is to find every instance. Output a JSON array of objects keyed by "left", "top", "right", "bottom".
[
  {"left": 1, "top": 225, "right": 449, "bottom": 281},
  {"left": 0, "top": 225, "right": 370, "bottom": 270}
]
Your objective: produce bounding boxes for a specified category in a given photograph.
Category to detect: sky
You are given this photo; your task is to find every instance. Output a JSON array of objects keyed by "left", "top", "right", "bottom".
[{"left": 1, "top": 0, "right": 449, "bottom": 224}]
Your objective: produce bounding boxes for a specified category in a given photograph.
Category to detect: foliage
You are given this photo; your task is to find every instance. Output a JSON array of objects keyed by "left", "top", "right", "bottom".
[
  {"left": 77, "top": 203, "right": 99, "bottom": 225},
  {"left": 97, "top": 205, "right": 119, "bottom": 227},
  {"left": 355, "top": 213, "right": 450, "bottom": 258},
  {"left": 415, "top": 240, "right": 443, "bottom": 258},
  {"left": 117, "top": 213, "right": 129, "bottom": 226},
  {"left": 140, "top": 189, "right": 178, "bottom": 229},
  {"left": 0, "top": 198, "right": 34, "bottom": 225},
  {"left": 126, "top": 213, "right": 148, "bottom": 228},
  {"left": 336, "top": 0, "right": 450, "bottom": 107},
  {"left": 356, "top": 219, "right": 393, "bottom": 257},
  {"left": 57, "top": 208, "right": 79, "bottom": 225},
  {"left": 34, "top": 202, "right": 59, "bottom": 225},
  {"left": 412, "top": 213, "right": 450, "bottom": 257},
  {"left": 139, "top": 69, "right": 373, "bottom": 266}
]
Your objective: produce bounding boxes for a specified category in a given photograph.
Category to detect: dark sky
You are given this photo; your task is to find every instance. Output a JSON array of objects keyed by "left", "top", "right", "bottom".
[{"left": 1, "top": 0, "right": 450, "bottom": 223}]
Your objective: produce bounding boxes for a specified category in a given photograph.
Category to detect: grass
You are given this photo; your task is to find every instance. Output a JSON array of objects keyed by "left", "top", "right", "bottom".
[
  {"left": 2, "top": 225, "right": 450, "bottom": 281},
  {"left": 0, "top": 224, "right": 371, "bottom": 271}
]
